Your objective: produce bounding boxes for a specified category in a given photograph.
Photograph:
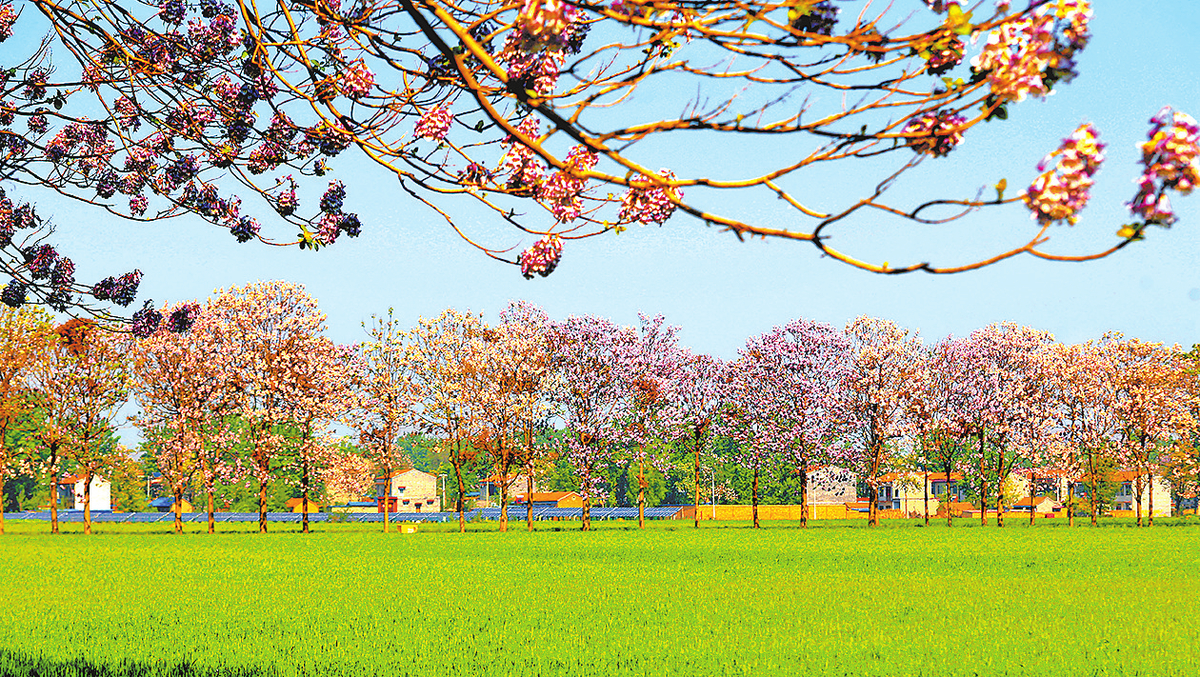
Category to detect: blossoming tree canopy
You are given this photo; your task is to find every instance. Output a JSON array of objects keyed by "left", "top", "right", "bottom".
[{"left": 1, "top": 0, "right": 1193, "bottom": 286}]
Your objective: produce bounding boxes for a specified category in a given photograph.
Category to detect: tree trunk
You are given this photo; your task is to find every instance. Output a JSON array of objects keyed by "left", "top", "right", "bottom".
[
  {"left": 1088, "top": 453, "right": 1099, "bottom": 527},
  {"left": 978, "top": 430, "right": 988, "bottom": 527},
  {"left": 525, "top": 457, "right": 534, "bottom": 533},
  {"left": 996, "top": 448, "right": 1005, "bottom": 528},
  {"left": 83, "top": 470, "right": 93, "bottom": 535},
  {"left": 922, "top": 466, "right": 929, "bottom": 527},
  {"left": 693, "top": 430, "right": 701, "bottom": 529},
  {"left": 206, "top": 474, "right": 215, "bottom": 535},
  {"left": 1148, "top": 471, "right": 1155, "bottom": 527},
  {"left": 799, "top": 462, "right": 809, "bottom": 529},
  {"left": 637, "top": 460, "right": 646, "bottom": 530},
  {"left": 582, "top": 495, "right": 591, "bottom": 532},
  {"left": 453, "top": 458, "right": 466, "bottom": 533},
  {"left": 258, "top": 472, "right": 269, "bottom": 534},
  {"left": 946, "top": 466, "right": 953, "bottom": 528},
  {"left": 382, "top": 470, "right": 391, "bottom": 534},
  {"left": 752, "top": 463, "right": 759, "bottom": 529},
  {"left": 302, "top": 459, "right": 310, "bottom": 535},
  {"left": 499, "top": 472, "right": 509, "bottom": 533},
  {"left": 1135, "top": 470, "right": 1144, "bottom": 527},
  {"left": 1067, "top": 480, "right": 1076, "bottom": 528},
  {"left": 48, "top": 448, "right": 59, "bottom": 535},
  {"left": 868, "top": 482, "right": 878, "bottom": 527},
  {"left": 173, "top": 486, "right": 183, "bottom": 534},
  {"left": 1028, "top": 469, "right": 1036, "bottom": 527}
]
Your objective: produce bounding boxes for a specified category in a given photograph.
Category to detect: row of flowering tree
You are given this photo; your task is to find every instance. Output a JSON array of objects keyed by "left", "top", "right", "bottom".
[
  {"left": 2, "top": 284, "right": 1198, "bottom": 533},
  {"left": 1, "top": 0, "right": 1198, "bottom": 320}
]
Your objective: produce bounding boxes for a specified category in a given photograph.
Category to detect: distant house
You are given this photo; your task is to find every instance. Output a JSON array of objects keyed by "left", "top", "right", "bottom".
[
  {"left": 513, "top": 492, "right": 583, "bottom": 509},
  {"left": 1110, "top": 470, "right": 1172, "bottom": 516},
  {"left": 375, "top": 468, "right": 441, "bottom": 513},
  {"left": 148, "top": 496, "right": 194, "bottom": 513},
  {"left": 806, "top": 466, "right": 857, "bottom": 505},
  {"left": 1011, "top": 496, "right": 1056, "bottom": 513},
  {"left": 479, "top": 473, "right": 545, "bottom": 506},
  {"left": 57, "top": 474, "right": 112, "bottom": 512},
  {"left": 285, "top": 497, "right": 323, "bottom": 513}
]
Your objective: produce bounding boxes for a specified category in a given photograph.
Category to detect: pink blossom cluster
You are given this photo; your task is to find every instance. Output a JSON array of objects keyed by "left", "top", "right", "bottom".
[
  {"left": 0, "top": 3, "right": 15, "bottom": 42},
  {"left": 971, "top": 0, "right": 1091, "bottom": 103},
  {"left": 44, "top": 121, "right": 115, "bottom": 175},
  {"left": 340, "top": 61, "right": 375, "bottom": 99},
  {"left": 519, "top": 234, "right": 563, "bottom": 278},
  {"left": 618, "top": 170, "right": 682, "bottom": 225},
  {"left": 414, "top": 106, "right": 454, "bottom": 141},
  {"left": 274, "top": 176, "right": 299, "bottom": 216},
  {"left": 114, "top": 96, "right": 140, "bottom": 130},
  {"left": 516, "top": 0, "right": 583, "bottom": 51},
  {"left": 499, "top": 32, "right": 566, "bottom": 96},
  {"left": 538, "top": 145, "right": 596, "bottom": 222},
  {"left": 1128, "top": 106, "right": 1200, "bottom": 226},
  {"left": 186, "top": 14, "right": 241, "bottom": 60},
  {"left": 903, "top": 110, "right": 965, "bottom": 158},
  {"left": 1023, "top": 123, "right": 1104, "bottom": 225},
  {"left": 501, "top": 117, "right": 545, "bottom": 192}
]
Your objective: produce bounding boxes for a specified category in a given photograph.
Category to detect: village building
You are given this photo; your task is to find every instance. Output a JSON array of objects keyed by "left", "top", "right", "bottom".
[
  {"left": 375, "top": 468, "right": 441, "bottom": 513},
  {"left": 57, "top": 474, "right": 112, "bottom": 512},
  {"left": 512, "top": 491, "right": 584, "bottom": 509}
]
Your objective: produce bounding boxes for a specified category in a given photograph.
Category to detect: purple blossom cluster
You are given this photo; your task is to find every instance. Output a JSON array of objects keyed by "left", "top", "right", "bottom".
[
  {"left": 414, "top": 107, "right": 454, "bottom": 141},
  {"left": 618, "top": 170, "right": 681, "bottom": 225},
  {"left": 788, "top": 1, "right": 838, "bottom": 36},
  {"left": 971, "top": 0, "right": 1091, "bottom": 103},
  {"left": 1, "top": 280, "right": 25, "bottom": 308},
  {"left": 131, "top": 300, "right": 163, "bottom": 338},
  {"left": 92, "top": 269, "right": 143, "bottom": 307},
  {"left": 538, "top": 145, "right": 597, "bottom": 222},
  {"left": 24, "top": 69, "right": 47, "bottom": 101},
  {"left": 519, "top": 234, "right": 563, "bottom": 279},
  {"left": 167, "top": 302, "right": 201, "bottom": 333},
  {"left": 1023, "top": 123, "right": 1104, "bottom": 225},
  {"left": 903, "top": 110, "right": 966, "bottom": 158},
  {"left": 1128, "top": 107, "right": 1200, "bottom": 226},
  {"left": 25, "top": 244, "right": 59, "bottom": 279},
  {"left": 230, "top": 215, "right": 260, "bottom": 243}
]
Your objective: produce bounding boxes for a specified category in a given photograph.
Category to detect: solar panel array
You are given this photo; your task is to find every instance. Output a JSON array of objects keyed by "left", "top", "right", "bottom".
[{"left": 6, "top": 506, "right": 685, "bottom": 523}]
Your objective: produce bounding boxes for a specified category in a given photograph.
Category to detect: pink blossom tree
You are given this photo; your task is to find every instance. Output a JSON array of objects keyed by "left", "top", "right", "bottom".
[
  {"left": 960, "top": 322, "right": 1056, "bottom": 527},
  {"left": 351, "top": 309, "right": 418, "bottom": 533},
  {"left": 844, "top": 317, "right": 923, "bottom": 527},
  {"left": 1041, "top": 339, "right": 1122, "bottom": 527},
  {"left": 663, "top": 351, "right": 728, "bottom": 529},
  {"left": 0, "top": 303, "right": 53, "bottom": 535},
  {"left": 130, "top": 300, "right": 237, "bottom": 534},
  {"left": 28, "top": 320, "right": 132, "bottom": 535},
  {"left": 613, "top": 315, "right": 683, "bottom": 529},
  {"left": 738, "top": 319, "right": 854, "bottom": 528},
  {"left": 1108, "top": 336, "right": 1195, "bottom": 527},
  {"left": 404, "top": 308, "right": 486, "bottom": 533},
  {"left": 546, "top": 315, "right": 635, "bottom": 531},
  {"left": 203, "top": 280, "right": 329, "bottom": 533},
  {"left": 276, "top": 338, "right": 355, "bottom": 533}
]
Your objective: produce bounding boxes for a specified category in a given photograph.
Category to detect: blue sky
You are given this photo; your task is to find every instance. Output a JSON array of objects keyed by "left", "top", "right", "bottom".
[{"left": 13, "top": 0, "right": 1200, "bottom": 364}]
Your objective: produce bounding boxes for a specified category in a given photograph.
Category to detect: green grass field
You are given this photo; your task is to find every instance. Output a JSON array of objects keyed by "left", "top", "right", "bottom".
[{"left": 1, "top": 519, "right": 1197, "bottom": 676}]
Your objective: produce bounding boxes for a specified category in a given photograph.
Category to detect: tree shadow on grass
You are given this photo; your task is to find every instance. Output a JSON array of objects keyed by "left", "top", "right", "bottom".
[{"left": 0, "top": 650, "right": 284, "bottom": 677}]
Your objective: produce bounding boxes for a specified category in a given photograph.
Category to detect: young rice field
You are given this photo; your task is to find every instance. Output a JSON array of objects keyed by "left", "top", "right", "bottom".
[{"left": 1, "top": 519, "right": 1197, "bottom": 676}]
